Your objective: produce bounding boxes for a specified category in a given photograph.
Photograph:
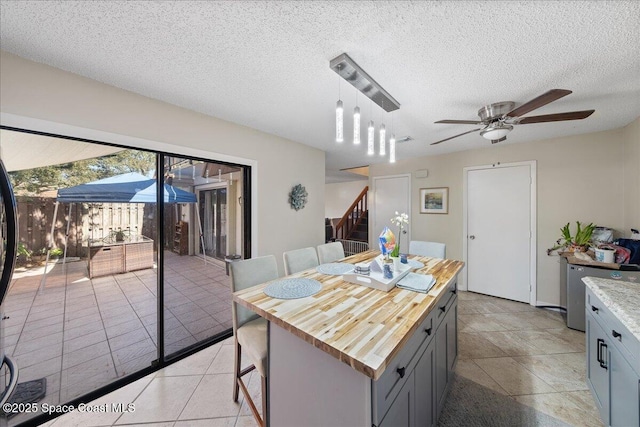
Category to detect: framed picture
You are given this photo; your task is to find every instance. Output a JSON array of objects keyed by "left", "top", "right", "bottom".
[{"left": 420, "top": 187, "right": 448, "bottom": 214}]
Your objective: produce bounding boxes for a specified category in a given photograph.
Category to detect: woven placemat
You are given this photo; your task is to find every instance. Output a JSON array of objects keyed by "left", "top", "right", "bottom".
[
  {"left": 264, "top": 278, "right": 322, "bottom": 299},
  {"left": 316, "top": 263, "right": 354, "bottom": 275}
]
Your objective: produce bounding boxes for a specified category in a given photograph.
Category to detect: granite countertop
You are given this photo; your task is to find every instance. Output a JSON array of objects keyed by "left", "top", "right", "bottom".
[
  {"left": 234, "top": 250, "right": 465, "bottom": 380},
  {"left": 582, "top": 276, "right": 640, "bottom": 340}
]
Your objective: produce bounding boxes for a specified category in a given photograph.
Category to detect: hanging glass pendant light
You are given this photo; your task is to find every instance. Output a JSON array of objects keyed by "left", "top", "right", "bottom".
[
  {"left": 389, "top": 112, "right": 396, "bottom": 163},
  {"left": 389, "top": 134, "right": 396, "bottom": 163},
  {"left": 336, "top": 65, "right": 343, "bottom": 143},
  {"left": 353, "top": 89, "right": 361, "bottom": 145},
  {"left": 353, "top": 107, "right": 360, "bottom": 145},
  {"left": 367, "top": 100, "right": 375, "bottom": 155},
  {"left": 379, "top": 123, "right": 386, "bottom": 156},
  {"left": 367, "top": 120, "right": 375, "bottom": 155},
  {"left": 336, "top": 100, "right": 343, "bottom": 143}
]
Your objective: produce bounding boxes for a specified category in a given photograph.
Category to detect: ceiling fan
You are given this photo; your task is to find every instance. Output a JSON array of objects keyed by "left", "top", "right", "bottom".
[{"left": 431, "top": 89, "right": 595, "bottom": 145}]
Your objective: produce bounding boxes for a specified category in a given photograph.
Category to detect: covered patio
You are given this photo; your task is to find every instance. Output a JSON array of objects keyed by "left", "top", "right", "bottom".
[{"left": 4, "top": 250, "right": 232, "bottom": 420}]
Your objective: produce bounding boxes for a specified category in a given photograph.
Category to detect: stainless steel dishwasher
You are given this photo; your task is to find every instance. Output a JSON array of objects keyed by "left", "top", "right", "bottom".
[{"left": 562, "top": 258, "right": 639, "bottom": 331}]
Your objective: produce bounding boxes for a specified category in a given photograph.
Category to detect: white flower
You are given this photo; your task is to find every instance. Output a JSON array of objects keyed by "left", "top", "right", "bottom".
[{"left": 391, "top": 212, "right": 409, "bottom": 228}]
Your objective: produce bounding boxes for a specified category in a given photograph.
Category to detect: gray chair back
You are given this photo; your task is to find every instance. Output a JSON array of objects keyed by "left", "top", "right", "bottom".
[
  {"left": 409, "top": 240, "right": 446, "bottom": 258},
  {"left": 317, "top": 241, "right": 346, "bottom": 264},
  {"left": 230, "top": 255, "right": 279, "bottom": 329},
  {"left": 283, "top": 247, "right": 319, "bottom": 275}
]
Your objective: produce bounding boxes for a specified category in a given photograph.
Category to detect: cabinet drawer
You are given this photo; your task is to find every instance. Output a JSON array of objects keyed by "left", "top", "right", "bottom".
[
  {"left": 372, "top": 308, "right": 436, "bottom": 425},
  {"left": 435, "top": 283, "right": 457, "bottom": 329},
  {"left": 586, "top": 288, "right": 640, "bottom": 376}
]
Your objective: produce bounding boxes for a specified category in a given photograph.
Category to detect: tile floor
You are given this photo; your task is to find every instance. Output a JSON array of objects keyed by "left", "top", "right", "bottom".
[
  {"left": 33, "top": 290, "right": 601, "bottom": 427},
  {"left": 5, "top": 252, "right": 232, "bottom": 426}
]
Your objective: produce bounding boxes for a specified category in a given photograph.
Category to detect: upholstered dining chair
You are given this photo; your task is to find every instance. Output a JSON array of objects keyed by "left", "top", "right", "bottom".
[
  {"left": 283, "top": 247, "right": 319, "bottom": 275},
  {"left": 316, "top": 241, "right": 346, "bottom": 264},
  {"left": 409, "top": 240, "right": 446, "bottom": 258},
  {"left": 230, "top": 255, "right": 278, "bottom": 427}
]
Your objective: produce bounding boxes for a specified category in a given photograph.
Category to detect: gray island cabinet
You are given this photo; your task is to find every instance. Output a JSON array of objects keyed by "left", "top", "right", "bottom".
[
  {"left": 584, "top": 277, "right": 640, "bottom": 427},
  {"left": 234, "top": 251, "right": 463, "bottom": 427}
]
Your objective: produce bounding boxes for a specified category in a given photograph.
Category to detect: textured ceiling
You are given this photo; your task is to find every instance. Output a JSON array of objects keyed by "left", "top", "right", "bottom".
[{"left": 1, "top": 1, "right": 639, "bottom": 183}]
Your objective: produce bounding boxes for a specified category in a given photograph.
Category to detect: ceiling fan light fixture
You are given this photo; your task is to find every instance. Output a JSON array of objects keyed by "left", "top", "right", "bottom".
[{"left": 480, "top": 124, "right": 513, "bottom": 141}]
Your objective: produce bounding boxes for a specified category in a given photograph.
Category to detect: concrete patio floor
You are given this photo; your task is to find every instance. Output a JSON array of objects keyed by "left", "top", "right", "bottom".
[{"left": 4, "top": 251, "right": 232, "bottom": 426}]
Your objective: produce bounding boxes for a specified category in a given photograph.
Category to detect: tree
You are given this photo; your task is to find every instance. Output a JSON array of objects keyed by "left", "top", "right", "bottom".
[{"left": 9, "top": 149, "right": 156, "bottom": 196}]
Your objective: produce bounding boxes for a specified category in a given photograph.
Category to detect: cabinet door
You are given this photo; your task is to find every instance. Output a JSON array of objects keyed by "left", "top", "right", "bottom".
[
  {"left": 609, "top": 342, "right": 640, "bottom": 427},
  {"left": 435, "top": 310, "right": 449, "bottom": 417},
  {"left": 415, "top": 337, "right": 435, "bottom": 427},
  {"left": 446, "top": 297, "right": 458, "bottom": 373},
  {"left": 586, "top": 312, "right": 610, "bottom": 425},
  {"left": 379, "top": 371, "right": 415, "bottom": 427}
]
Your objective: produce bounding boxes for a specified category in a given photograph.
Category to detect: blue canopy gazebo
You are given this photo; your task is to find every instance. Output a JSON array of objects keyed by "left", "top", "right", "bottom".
[{"left": 41, "top": 172, "right": 204, "bottom": 289}]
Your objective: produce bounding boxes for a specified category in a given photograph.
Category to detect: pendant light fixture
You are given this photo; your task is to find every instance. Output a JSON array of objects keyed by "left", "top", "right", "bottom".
[
  {"left": 379, "top": 101, "right": 386, "bottom": 156},
  {"left": 389, "top": 113, "right": 396, "bottom": 163},
  {"left": 329, "top": 54, "right": 401, "bottom": 157},
  {"left": 336, "top": 65, "right": 343, "bottom": 143},
  {"left": 353, "top": 90, "right": 360, "bottom": 145},
  {"left": 367, "top": 100, "right": 375, "bottom": 155}
]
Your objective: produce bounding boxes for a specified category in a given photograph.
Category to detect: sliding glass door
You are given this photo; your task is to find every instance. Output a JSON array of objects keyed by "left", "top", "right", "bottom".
[
  {"left": 199, "top": 187, "right": 227, "bottom": 260},
  {"left": 0, "top": 128, "right": 251, "bottom": 425}
]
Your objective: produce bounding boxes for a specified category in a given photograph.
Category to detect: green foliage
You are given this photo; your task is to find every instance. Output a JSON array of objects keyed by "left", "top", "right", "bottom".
[
  {"left": 8, "top": 149, "right": 156, "bottom": 195},
  {"left": 17, "top": 242, "right": 32, "bottom": 259},
  {"left": 548, "top": 221, "right": 596, "bottom": 254},
  {"left": 49, "top": 248, "right": 64, "bottom": 257}
]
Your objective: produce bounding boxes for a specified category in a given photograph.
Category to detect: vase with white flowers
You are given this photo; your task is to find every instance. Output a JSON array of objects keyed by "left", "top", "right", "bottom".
[{"left": 390, "top": 211, "right": 409, "bottom": 269}]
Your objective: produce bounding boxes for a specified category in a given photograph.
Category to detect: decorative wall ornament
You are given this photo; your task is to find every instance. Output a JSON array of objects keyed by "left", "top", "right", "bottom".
[{"left": 289, "top": 184, "right": 308, "bottom": 211}]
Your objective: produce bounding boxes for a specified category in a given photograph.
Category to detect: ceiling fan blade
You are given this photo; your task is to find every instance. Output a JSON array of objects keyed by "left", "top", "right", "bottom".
[
  {"left": 517, "top": 110, "right": 595, "bottom": 124},
  {"left": 505, "top": 89, "right": 572, "bottom": 118},
  {"left": 435, "top": 119, "right": 482, "bottom": 125},
  {"left": 431, "top": 128, "right": 482, "bottom": 145}
]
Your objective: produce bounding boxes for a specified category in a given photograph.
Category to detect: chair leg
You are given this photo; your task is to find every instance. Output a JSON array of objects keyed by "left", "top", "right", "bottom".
[
  {"left": 261, "top": 375, "right": 267, "bottom": 427},
  {"left": 233, "top": 339, "right": 241, "bottom": 402}
]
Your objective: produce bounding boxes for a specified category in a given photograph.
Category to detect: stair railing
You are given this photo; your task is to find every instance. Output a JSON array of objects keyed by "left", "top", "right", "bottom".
[{"left": 334, "top": 186, "right": 368, "bottom": 241}]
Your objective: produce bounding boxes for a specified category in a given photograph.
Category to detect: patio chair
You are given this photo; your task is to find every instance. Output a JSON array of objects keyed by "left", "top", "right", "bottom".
[
  {"left": 230, "top": 255, "right": 278, "bottom": 427},
  {"left": 409, "top": 240, "right": 446, "bottom": 258},
  {"left": 283, "top": 247, "right": 319, "bottom": 275},
  {"left": 316, "top": 241, "right": 345, "bottom": 264}
]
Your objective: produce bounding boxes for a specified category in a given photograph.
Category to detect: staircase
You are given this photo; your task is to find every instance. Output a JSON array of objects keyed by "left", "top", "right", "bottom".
[{"left": 334, "top": 186, "right": 368, "bottom": 242}]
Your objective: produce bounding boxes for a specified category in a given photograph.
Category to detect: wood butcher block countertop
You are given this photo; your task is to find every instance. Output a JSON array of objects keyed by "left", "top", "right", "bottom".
[{"left": 233, "top": 251, "right": 465, "bottom": 380}]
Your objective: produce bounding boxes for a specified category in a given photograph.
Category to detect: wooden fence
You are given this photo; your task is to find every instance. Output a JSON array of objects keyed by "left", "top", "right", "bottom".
[{"left": 16, "top": 197, "right": 153, "bottom": 258}]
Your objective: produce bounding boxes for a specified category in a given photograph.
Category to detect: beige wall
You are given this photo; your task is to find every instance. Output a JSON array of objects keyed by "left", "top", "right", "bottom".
[
  {"left": 325, "top": 180, "right": 368, "bottom": 219},
  {"left": 0, "top": 51, "right": 325, "bottom": 276},
  {"left": 622, "top": 118, "right": 640, "bottom": 233},
  {"left": 370, "top": 120, "right": 640, "bottom": 306}
]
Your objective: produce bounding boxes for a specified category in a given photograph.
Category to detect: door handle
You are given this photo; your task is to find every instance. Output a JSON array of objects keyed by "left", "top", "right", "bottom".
[
  {"left": 597, "top": 339, "right": 608, "bottom": 370},
  {"left": 469, "top": 235, "right": 475, "bottom": 240},
  {"left": 397, "top": 366, "right": 406, "bottom": 379}
]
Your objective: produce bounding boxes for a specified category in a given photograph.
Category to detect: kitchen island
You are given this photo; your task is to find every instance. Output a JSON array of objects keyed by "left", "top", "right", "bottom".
[
  {"left": 583, "top": 276, "right": 640, "bottom": 427},
  {"left": 233, "top": 251, "right": 464, "bottom": 427}
]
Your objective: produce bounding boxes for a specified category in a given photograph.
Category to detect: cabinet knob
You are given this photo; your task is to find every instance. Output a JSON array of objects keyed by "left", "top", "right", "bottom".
[
  {"left": 424, "top": 327, "right": 432, "bottom": 336},
  {"left": 439, "top": 305, "right": 446, "bottom": 313},
  {"left": 591, "top": 305, "right": 599, "bottom": 312},
  {"left": 612, "top": 330, "right": 622, "bottom": 340},
  {"left": 396, "top": 367, "right": 406, "bottom": 379}
]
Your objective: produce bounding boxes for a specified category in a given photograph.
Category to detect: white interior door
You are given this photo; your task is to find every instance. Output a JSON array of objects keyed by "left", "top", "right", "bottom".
[
  {"left": 372, "top": 174, "right": 411, "bottom": 253},
  {"left": 466, "top": 163, "right": 535, "bottom": 303}
]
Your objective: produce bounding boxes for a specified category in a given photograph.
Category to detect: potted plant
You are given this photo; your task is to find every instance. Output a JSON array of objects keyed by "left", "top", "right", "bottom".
[
  {"left": 115, "top": 229, "right": 126, "bottom": 242},
  {"left": 547, "top": 221, "right": 596, "bottom": 255}
]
